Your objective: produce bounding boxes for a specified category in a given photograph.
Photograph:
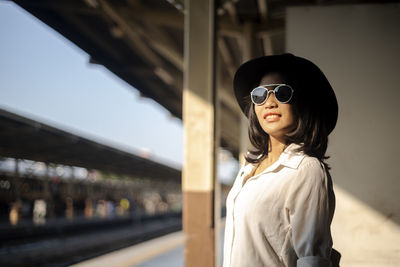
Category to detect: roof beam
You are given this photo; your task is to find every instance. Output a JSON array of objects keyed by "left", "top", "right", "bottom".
[
  {"left": 120, "top": 4, "right": 184, "bottom": 29},
  {"left": 257, "top": 0, "right": 268, "bottom": 22},
  {"left": 137, "top": 28, "right": 183, "bottom": 71},
  {"left": 217, "top": 37, "right": 236, "bottom": 79},
  {"left": 13, "top": 0, "right": 102, "bottom": 15},
  {"left": 120, "top": 2, "right": 244, "bottom": 38},
  {"left": 99, "top": 0, "right": 183, "bottom": 97},
  {"left": 262, "top": 34, "right": 274, "bottom": 55},
  {"left": 142, "top": 22, "right": 182, "bottom": 62},
  {"left": 99, "top": 0, "right": 163, "bottom": 67},
  {"left": 111, "top": 4, "right": 184, "bottom": 71}
]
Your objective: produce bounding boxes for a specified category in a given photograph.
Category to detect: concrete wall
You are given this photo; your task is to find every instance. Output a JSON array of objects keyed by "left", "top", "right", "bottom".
[{"left": 286, "top": 4, "right": 400, "bottom": 266}]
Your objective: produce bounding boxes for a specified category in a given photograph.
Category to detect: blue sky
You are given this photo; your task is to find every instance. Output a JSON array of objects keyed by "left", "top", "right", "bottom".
[
  {"left": 0, "top": 2, "right": 238, "bottom": 183},
  {"left": 0, "top": 2, "right": 184, "bottom": 168}
]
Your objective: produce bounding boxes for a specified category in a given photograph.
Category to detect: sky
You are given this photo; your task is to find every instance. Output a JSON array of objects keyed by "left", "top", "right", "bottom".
[{"left": 0, "top": 2, "right": 237, "bottom": 183}]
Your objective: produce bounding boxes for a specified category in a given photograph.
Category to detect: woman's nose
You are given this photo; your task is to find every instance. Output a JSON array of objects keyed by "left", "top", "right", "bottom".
[{"left": 264, "top": 92, "right": 278, "bottom": 108}]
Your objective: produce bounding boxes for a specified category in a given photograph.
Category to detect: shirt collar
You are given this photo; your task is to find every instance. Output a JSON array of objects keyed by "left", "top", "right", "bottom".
[
  {"left": 279, "top": 143, "right": 305, "bottom": 169},
  {"left": 241, "top": 143, "right": 306, "bottom": 179},
  {"left": 251, "top": 143, "right": 305, "bottom": 170}
]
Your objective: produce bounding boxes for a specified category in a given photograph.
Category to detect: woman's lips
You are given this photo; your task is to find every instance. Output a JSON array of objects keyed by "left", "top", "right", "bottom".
[{"left": 264, "top": 113, "right": 281, "bottom": 122}]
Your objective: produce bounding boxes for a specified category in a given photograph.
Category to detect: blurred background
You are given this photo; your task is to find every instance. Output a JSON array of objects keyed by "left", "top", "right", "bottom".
[
  {"left": 1, "top": 0, "right": 400, "bottom": 266},
  {"left": 0, "top": 1, "right": 237, "bottom": 266}
]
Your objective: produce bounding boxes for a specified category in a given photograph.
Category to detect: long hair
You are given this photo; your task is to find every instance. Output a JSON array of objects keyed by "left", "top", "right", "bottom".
[{"left": 244, "top": 72, "right": 330, "bottom": 166}]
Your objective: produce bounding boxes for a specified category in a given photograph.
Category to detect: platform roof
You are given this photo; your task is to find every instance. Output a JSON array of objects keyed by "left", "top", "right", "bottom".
[
  {"left": 10, "top": 0, "right": 283, "bottom": 157},
  {"left": 11, "top": 0, "right": 394, "bottom": 157},
  {"left": 0, "top": 108, "right": 181, "bottom": 182}
]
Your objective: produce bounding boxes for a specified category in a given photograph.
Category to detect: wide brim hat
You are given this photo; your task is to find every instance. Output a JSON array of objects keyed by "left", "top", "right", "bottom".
[{"left": 233, "top": 53, "right": 338, "bottom": 134}]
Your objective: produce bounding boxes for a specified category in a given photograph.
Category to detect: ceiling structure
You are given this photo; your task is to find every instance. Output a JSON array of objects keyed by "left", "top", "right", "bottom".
[
  {"left": 0, "top": 108, "right": 181, "bottom": 182},
  {"left": 11, "top": 0, "right": 286, "bottom": 157},
  {"left": 11, "top": 0, "right": 396, "bottom": 157}
]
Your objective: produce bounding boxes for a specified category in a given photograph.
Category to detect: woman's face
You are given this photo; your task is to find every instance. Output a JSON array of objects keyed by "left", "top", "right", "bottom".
[{"left": 254, "top": 72, "right": 296, "bottom": 141}]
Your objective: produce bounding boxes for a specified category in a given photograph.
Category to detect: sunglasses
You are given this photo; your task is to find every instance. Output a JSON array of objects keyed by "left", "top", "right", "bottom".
[{"left": 250, "top": 84, "right": 294, "bottom": 105}]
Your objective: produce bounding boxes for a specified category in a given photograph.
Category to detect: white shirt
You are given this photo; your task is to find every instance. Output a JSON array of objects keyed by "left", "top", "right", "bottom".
[{"left": 223, "top": 144, "right": 335, "bottom": 267}]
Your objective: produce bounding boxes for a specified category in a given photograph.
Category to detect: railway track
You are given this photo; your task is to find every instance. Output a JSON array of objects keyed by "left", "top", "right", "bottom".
[{"left": 0, "top": 212, "right": 182, "bottom": 267}]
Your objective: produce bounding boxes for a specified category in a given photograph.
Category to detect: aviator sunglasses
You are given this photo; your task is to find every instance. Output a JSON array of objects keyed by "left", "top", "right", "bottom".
[{"left": 250, "top": 84, "right": 294, "bottom": 105}]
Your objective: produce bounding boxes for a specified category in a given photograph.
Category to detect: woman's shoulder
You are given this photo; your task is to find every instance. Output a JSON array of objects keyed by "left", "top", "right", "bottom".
[
  {"left": 295, "top": 155, "right": 328, "bottom": 184},
  {"left": 286, "top": 143, "right": 331, "bottom": 172},
  {"left": 299, "top": 155, "right": 323, "bottom": 169}
]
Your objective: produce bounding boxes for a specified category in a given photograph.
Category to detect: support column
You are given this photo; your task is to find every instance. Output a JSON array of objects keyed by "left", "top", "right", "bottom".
[
  {"left": 13, "top": 158, "right": 21, "bottom": 200},
  {"left": 43, "top": 163, "right": 52, "bottom": 218},
  {"left": 44, "top": 163, "right": 51, "bottom": 200},
  {"left": 239, "top": 22, "right": 257, "bottom": 164},
  {"left": 183, "top": 0, "right": 217, "bottom": 266}
]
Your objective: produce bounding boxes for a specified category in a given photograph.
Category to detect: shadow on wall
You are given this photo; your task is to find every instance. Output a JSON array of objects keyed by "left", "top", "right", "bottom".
[{"left": 286, "top": 3, "right": 400, "bottom": 227}]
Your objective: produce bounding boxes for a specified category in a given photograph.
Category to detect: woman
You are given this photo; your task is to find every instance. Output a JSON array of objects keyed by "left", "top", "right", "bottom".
[{"left": 223, "top": 54, "right": 339, "bottom": 267}]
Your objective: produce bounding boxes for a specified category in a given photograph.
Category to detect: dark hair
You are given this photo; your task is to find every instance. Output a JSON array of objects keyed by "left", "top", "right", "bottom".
[{"left": 244, "top": 72, "right": 330, "bottom": 166}]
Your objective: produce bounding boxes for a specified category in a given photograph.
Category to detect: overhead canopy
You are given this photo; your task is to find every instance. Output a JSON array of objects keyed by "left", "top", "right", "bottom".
[
  {"left": 11, "top": 0, "right": 289, "bottom": 157},
  {"left": 0, "top": 108, "right": 181, "bottom": 182},
  {"left": 11, "top": 0, "right": 391, "bottom": 157}
]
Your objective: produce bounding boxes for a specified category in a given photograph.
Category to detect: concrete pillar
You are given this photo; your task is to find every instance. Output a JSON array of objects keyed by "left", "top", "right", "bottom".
[
  {"left": 239, "top": 22, "right": 257, "bottom": 164},
  {"left": 44, "top": 163, "right": 54, "bottom": 218},
  {"left": 44, "top": 162, "right": 51, "bottom": 199},
  {"left": 12, "top": 158, "right": 21, "bottom": 200},
  {"left": 243, "top": 22, "right": 257, "bottom": 60},
  {"left": 183, "top": 0, "right": 218, "bottom": 266}
]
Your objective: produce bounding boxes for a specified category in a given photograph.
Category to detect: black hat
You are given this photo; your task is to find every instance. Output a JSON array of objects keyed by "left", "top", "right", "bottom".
[{"left": 233, "top": 53, "right": 338, "bottom": 134}]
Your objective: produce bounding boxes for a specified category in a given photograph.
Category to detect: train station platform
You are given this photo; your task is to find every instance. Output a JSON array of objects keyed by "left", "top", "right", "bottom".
[
  {"left": 72, "top": 220, "right": 225, "bottom": 267},
  {"left": 0, "top": 214, "right": 182, "bottom": 267}
]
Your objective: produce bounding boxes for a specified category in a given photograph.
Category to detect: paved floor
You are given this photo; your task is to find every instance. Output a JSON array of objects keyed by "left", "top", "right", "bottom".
[
  {"left": 136, "top": 245, "right": 184, "bottom": 267},
  {"left": 136, "top": 226, "right": 225, "bottom": 267},
  {"left": 72, "top": 221, "right": 225, "bottom": 267}
]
